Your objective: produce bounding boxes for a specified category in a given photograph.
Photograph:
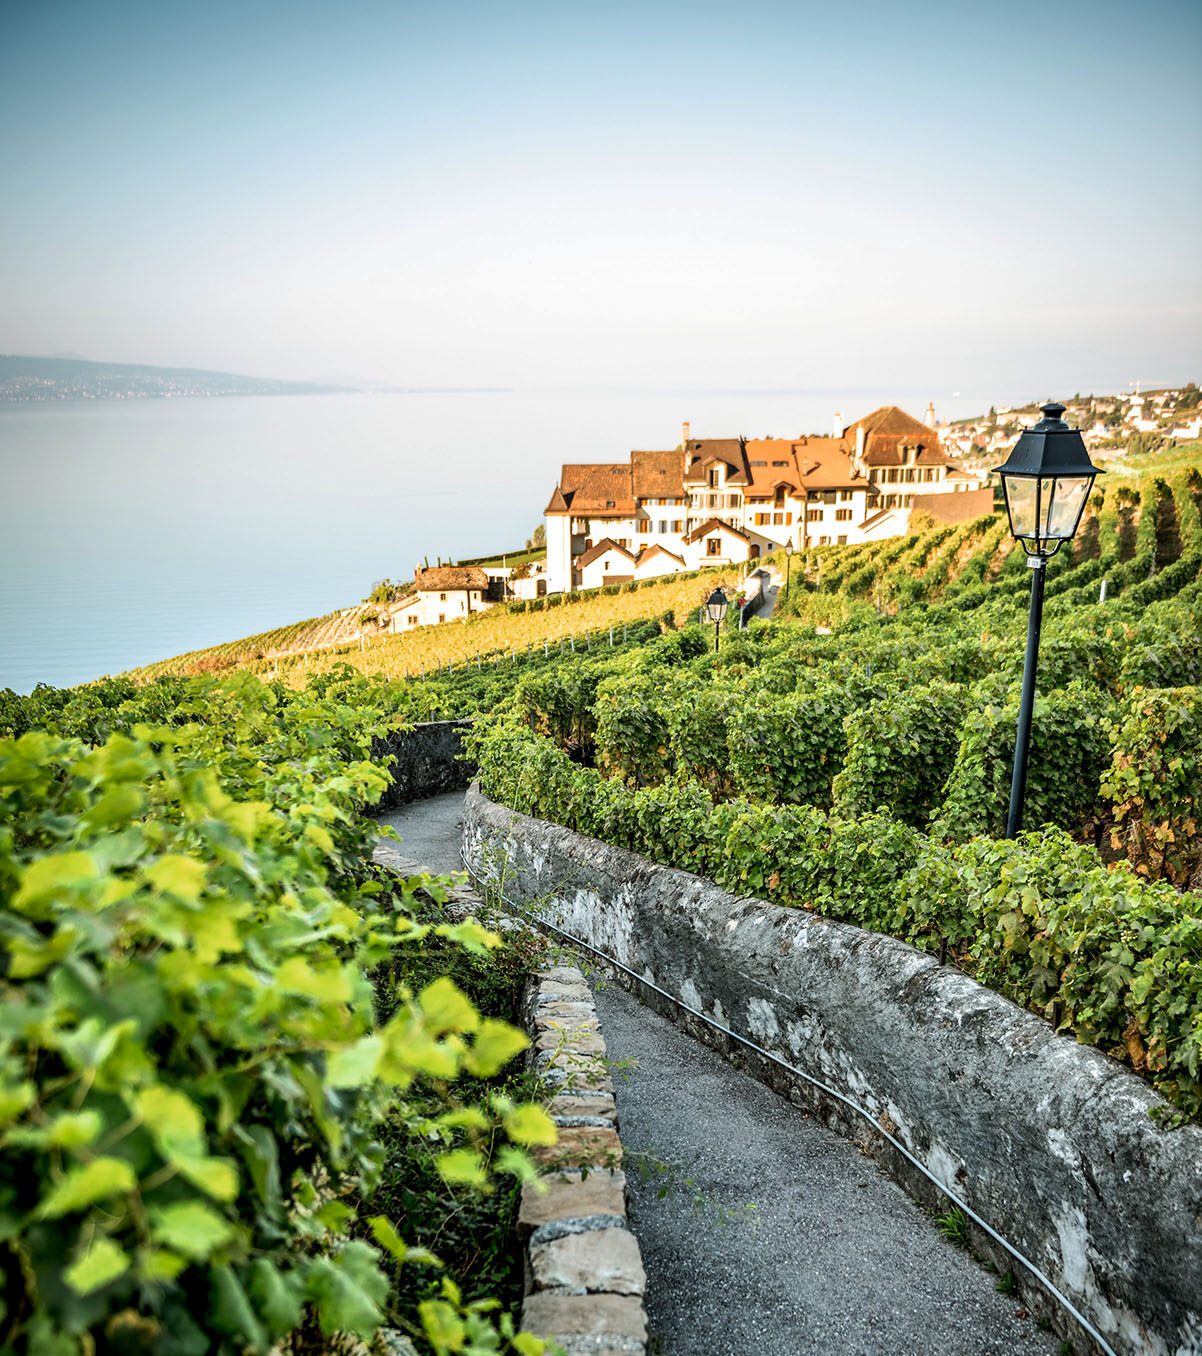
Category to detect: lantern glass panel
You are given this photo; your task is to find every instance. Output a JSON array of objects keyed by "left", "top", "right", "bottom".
[
  {"left": 1002, "top": 475, "right": 1039, "bottom": 539},
  {"left": 1042, "top": 475, "right": 1092, "bottom": 539}
]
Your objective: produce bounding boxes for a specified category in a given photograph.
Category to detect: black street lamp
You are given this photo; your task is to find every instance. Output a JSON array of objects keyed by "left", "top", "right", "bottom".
[
  {"left": 705, "top": 587, "right": 729, "bottom": 652},
  {"left": 994, "top": 402, "right": 1102, "bottom": 837},
  {"left": 784, "top": 539, "right": 794, "bottom": 599}
]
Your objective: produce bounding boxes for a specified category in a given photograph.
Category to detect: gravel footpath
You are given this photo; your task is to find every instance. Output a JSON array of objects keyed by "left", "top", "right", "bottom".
[
  {"left": 594, "top": 980, "right": 1058, "bottom": 1356},
  {"left": 377, "top": 790, "right": 468, "bottom": 875},
  {"left": 379, "top": 792, "right": 1060, "bottom": 1356}
]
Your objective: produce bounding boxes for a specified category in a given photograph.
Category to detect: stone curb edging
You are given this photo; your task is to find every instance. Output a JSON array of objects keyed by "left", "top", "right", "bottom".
[
  {"left": 462, "top": 782, "right": 1202, "bottom": 1356},
  {"left": 370, "top": 838, "right": 649, "bottom": 1355},
  {"left": 519, "top": 961, "right": 649, "bottom": 1355}
]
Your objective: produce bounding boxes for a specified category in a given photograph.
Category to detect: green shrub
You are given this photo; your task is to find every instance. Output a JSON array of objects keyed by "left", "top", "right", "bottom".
[
  {"left": 664, "top": 681, "right": 741, "bottom": 796},
  {"left": 833, "top": 681, "right": 967, "bottom": 826},
  {"left": 593, "top": 671, "right": 672, "bottom": 787},
  {"left": 727, "top": 686, "right": 851, "bottom": 808},
  {"left": 472, "top": 709, "right": 1202, "bottom": 1119},
  {"left": 1119, "top": 620, "right": 1202, "bottom": 690},
  {"left": 1102, "top": 686, "right": 1202, "bottom": 886},
  {"left": 514, "top": 663, "right": 602, "bottom": 752},
  {"left": 0, "top": 675, "right": 550, "bottom": 1354},
  {"left": 897, "top": 831, "right": 1202, "bottom": 1120},
  {"left": 933, "top": 679, "right": 1114, "bottom": 840}
]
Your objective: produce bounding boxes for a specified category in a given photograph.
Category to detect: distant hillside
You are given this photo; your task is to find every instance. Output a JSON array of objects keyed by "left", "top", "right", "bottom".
[{"left": 0, "top": 354, "right": 350, "bottom": 401}]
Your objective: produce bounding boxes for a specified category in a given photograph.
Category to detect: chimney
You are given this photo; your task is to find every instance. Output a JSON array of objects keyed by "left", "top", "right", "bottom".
[
  {"left": 926, "top": 401, "right": 936, "bottom": 428},
  {"left": 682, "top": 420, "right": 690, "bottom": 446},
  {"left": 855, "top": 425, "right": 866, "bottom": 465},
  {"left": 833, "top": 410, "right": 843, "bottom": 438}
]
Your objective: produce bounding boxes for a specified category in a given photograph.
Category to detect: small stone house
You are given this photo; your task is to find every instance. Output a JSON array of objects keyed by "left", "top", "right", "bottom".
[{"left": 388, "top": 566, "right": 492, "bottom": 629}]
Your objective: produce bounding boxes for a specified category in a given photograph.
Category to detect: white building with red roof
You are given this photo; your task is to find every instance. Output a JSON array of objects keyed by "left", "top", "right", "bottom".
[{"left": 543, "top": 407, "right": 989, "bottom": 593}]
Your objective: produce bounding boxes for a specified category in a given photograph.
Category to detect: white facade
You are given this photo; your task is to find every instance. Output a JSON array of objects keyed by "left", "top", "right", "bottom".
[
  {"left": 385, "top": 566, "right": 493, "bottom": 630},
  {"left": 633, "top": 545, "right": 688, "bottom": 580},
  {"left": 578, "top": 542, "right": 637, "bottom": 590},
  {"left": 389, "top": 586, "right": 488, "bottom": 630}
]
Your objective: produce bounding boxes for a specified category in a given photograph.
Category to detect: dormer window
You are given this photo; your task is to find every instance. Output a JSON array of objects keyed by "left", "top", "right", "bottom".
[
  {"left": 606, "top": 499, "right": 615, "bottom": 508},
  {"left": 708, "top": 467, "right": 722, "bottom": 488}
]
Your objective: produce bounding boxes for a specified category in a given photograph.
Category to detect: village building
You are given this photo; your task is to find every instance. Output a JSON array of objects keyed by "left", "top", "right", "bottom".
[
  {"left": 385, "top": 565, "right": 493, "bottom": 629},
  {"left": 544, "top": 406, "right": 991, "bottom": 593}
]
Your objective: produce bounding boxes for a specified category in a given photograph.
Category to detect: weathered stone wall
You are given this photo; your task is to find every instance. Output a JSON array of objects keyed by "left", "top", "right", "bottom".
[
  {"left": 463, "top": 783, "right": 1202, "bottom": 1356},
  {"left": 373, "top": 721, "right": 475, "bottom": 809}
]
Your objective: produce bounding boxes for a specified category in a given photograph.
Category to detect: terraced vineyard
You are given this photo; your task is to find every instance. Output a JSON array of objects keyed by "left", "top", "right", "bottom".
[
  {"left": 129, "top": 458, "right": 1202, "bottom": 693},
  {"left": 466, "top": 599, "right": 1202, "bottom": 1122},
  {"left": 129, "top": 606, "right": 362, "bottom": 677},
  {"left": 776, "top": 461, "right": 1202, "bottom": 619},
  {"left": 131, "top": 565, "right": 749, "bottom": 685}
]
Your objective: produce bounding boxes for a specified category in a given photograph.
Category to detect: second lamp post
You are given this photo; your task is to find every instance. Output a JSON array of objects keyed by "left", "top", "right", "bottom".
[
  {"left": 705, "top": 587, "right": 728, "bottom": 652},
  {"left": 994, "top": 402, "right": 1102, "bottom": 837}
]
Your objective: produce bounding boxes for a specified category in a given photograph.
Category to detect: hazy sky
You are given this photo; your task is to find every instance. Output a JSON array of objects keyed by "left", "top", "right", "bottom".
[{"left": 2, "top": 0, "right": 1200, "bottom": 395}]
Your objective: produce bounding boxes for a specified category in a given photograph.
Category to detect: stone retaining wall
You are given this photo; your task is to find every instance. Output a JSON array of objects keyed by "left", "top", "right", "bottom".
[
  {"left": 463, "top": 783, "right": 1202, "bottom": 1356},
  {"left": 373, "top": 721, "right": 475, "bottom": 809}
]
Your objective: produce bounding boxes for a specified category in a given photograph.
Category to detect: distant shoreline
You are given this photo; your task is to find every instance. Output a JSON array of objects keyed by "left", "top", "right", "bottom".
[
  {"left": 0, "top": 353, "right": 513, "bottom": 403},
  {"left": 0, "top": 387, "right": 514, "bottom": 406}
]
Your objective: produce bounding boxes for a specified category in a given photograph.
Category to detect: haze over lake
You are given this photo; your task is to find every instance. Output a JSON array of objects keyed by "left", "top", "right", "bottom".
[{"left": 1, "top": 388, "right": 1003, "bottom": 691}]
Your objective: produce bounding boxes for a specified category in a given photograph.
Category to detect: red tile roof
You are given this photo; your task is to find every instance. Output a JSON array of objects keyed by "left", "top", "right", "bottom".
[
  {"left": 793, "top": 436, "right": 869, "bottom": 491},
  {"left": 742, "top": 439, "right": 801, "bottom": 493},
  {"left": 631, "top": 449, "right": 685, "bottom": 499},
  {"left": 685, "top": 517, "right": 751, "bottom": 545},
  {"left": 844, "top": 406, "right": 953, "bottom": 468},
  {"left": 576, "top": 538, "right": 637, "bottom": 569}
]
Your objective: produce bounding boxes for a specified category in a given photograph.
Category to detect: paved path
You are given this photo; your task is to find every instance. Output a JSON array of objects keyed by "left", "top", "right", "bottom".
[
  {"left": 378, "top": 790, "right": 467, "bottom": 875},
  {"left": 379, "top": 793, "right": 1059, "bottom": 1356},
  {"left": 754, "top": 565, "right": 782, "bottom": 619}
]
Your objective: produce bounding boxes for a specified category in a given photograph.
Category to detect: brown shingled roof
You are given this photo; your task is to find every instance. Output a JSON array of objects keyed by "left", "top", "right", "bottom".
[
  {"left": 913, "top": 487, "right": 998, "bottom": 525},
  {"left": 631, "top": 450, "right": 684, "bottom": 499},
  {"left": 544, "top": 485, "right": 570, "bottom": 514},
  {"left": 684, "top": 439, "right": 748, "bottom": 484},
  {"left": 415, "top": 566, "right": 489, "bottom": 592}
]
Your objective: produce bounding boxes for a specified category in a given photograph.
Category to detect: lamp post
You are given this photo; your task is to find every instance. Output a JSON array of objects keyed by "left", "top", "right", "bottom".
[
  {"left": 994, "top": 402, "right": 1102, "bottom": 837},
  {"left": 784, "top": 539, "right": 794, "bottom": 599},
  {"left": 705, "top": 587, "right": 729, "bottom": 652}
]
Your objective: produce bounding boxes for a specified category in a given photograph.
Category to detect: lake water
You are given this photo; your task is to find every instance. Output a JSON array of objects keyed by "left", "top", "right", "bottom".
[{"left": 0, "top": 387, "right": 996, "bottom": 691}]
